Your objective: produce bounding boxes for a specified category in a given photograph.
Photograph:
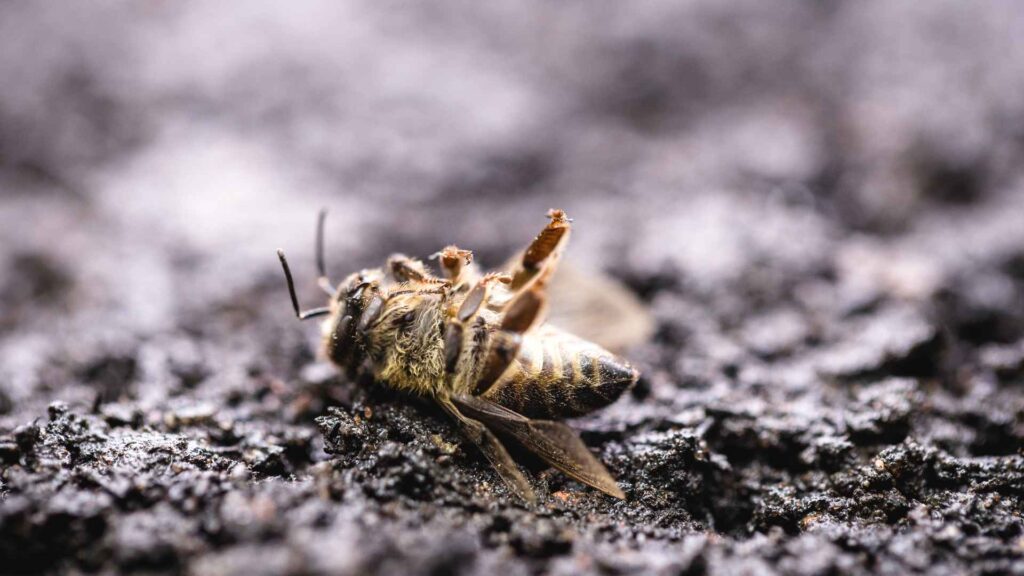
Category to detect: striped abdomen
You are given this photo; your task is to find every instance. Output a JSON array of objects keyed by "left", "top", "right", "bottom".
[{"left": 480, "top": 325, "right": 638, "bottom": 419}]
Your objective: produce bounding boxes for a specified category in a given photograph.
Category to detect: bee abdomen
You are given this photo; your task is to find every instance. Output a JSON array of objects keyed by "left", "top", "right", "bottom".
[{"left": 480, "top": 331, "right": 637, "bottom": 419}]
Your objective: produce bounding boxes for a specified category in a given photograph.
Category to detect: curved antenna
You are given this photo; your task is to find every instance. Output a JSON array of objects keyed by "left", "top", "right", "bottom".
[
  {"left": 315, "top": 209, "right": 336, "bottom": 295},
  {"left": 277, "top": 249, "right": 331, "bottom": 320}
]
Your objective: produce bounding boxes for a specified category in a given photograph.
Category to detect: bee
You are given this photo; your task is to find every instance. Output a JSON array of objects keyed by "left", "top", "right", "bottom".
[{"left": 276, "top": 209, "right": 645, "bottom": 501}]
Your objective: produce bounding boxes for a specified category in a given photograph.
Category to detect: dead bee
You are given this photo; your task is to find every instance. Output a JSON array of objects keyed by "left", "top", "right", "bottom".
[{"left": 276, "top": 209, "right": 644, "bottom": 501}]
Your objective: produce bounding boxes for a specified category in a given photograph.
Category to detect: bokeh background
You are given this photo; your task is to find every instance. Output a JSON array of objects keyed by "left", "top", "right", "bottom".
[{"left": 2, "top": 2, "right": 1024, "bottom": 575}]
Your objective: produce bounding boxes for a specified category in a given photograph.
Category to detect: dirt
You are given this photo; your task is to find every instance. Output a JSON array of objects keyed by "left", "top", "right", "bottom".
[{"left": 1, "top": 2, "right": 1023, "bottom": 575}]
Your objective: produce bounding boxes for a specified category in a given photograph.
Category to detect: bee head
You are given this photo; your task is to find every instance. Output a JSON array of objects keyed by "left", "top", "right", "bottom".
[
  {"left": 277, "top": 210, "right": 395, "bottom": 373},
  {"left": 322, "top": 269, "right": 385, "bottom": 370}
]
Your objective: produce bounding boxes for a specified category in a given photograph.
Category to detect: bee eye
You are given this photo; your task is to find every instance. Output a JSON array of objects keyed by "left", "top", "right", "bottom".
[{"left": 348, "top": 282, "right": 370, "bottom": 299}]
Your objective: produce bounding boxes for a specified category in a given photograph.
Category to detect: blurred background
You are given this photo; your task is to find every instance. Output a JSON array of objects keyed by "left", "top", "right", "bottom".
[
  {"left": 2, "top": 1, "right": 1024, "bottom": 574},
  {"left": 5, "top": 0, "right": 1024, "bottom": 408}
]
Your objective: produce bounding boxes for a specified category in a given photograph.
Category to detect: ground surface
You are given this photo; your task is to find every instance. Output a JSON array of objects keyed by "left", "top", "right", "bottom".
[{"left": 2, "top": 1, "right": 1024, "bottom": 575}]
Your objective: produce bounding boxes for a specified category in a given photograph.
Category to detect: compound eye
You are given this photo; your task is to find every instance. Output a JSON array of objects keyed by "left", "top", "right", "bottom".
[
  {"left": 335, "top": 315, "right": 352, "bottom": 341},
  {"left": 348, "top": 282, "right": 370, "bottom": 300},
  {"left": 358, "top": 294, "right": 384, "bottom": 332}
]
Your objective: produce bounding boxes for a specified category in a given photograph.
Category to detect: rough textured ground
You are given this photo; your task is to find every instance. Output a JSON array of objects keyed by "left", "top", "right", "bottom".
[{"left": 2, "top": 1, "right": 1024, "bottom": 575}]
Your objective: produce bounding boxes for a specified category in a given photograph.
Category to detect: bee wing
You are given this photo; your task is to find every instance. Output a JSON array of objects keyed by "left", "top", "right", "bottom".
[
  {"left": 501, "top": 257, "right": 653, "bottom": 353},
  {"left": 452, "top": 394, "right": 625, "bottom": 499},
  {"left": 438, "top": 398, "right": 536, "bottom": 503}
]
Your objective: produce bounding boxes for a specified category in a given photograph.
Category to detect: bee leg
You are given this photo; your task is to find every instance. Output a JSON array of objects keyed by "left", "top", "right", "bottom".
[
  {"left": 444, "top": 271, "right": 530, "bottom": 400},
  {"left": 385, "top": 254, "right": 432, "bottom": 283},
  {"left": 450, "top": 271, "right": 504, "bottom": 318},
  {"left": 453, "top": 394, "right": 625, "bottom": 499},
  {"left": 472, "top": 330, "right": 522, "bottom": 395},
  {"left": 500, "top": 284, "right": 547, "bottom": 334},
  {"left": 508, "top": 209, "right": 572, "bottom": 292},
  {"left": 437, "top": 397, "right": 536, "bottom": 503},
  {"left": 470, "top": 286, "right": 546, "bottom": 396},
  {"left": 441, "top": 279, "right": 543, "bottom": 503},
  {"left": 434, "top": 245, "right": 476, "bottom": 288}
]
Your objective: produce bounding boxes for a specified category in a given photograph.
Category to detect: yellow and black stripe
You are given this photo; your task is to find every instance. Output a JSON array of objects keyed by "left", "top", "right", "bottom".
[{"left": 480, "top": 327, "right": 637, "bottom": 419}]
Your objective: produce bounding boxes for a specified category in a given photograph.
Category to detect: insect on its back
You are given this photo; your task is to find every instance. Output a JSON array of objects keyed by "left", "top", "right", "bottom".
[{"left": 277, "top": 209, "right": 645, "bottom": 502}]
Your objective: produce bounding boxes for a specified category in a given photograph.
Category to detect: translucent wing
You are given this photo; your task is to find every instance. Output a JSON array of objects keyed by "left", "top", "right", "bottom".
[
  {"left": 452, "top": 394, "right": 625, "bottom": 499},
  {"left": 438, "top": 398, "right": 536, "bottom": 503},
  {"left": 530, "top": 261, "right": 654, "bottom": 354}
]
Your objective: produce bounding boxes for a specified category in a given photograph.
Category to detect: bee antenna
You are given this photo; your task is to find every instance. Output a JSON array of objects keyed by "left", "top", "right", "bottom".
[
  {"left": 277, "top": 249, "right": 331, "bottom": 320},
  {"left": 315, "top": 209, "right": 336, "bottom": 295}
]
